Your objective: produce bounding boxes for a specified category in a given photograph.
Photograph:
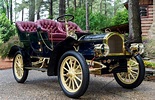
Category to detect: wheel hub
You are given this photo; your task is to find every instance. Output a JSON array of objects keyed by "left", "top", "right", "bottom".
[{"left": 67, "top": 68, "right": 76, "bottom": 79}]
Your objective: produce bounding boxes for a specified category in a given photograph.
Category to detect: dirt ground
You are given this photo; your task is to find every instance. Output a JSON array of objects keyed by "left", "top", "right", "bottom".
[{"left": 0, "top": 59, "right": 12, "bottom": 70}]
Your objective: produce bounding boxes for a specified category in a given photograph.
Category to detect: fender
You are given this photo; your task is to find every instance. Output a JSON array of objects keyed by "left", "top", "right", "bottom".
[
  {"left": 8, "top": 45, "right": 31, "bottom": 67},
  {"left": 8, "top": 45, "right": 22, "bottom": 58},
  {"left": 47, "top": 37, "right": 78, "bottom": 76}
]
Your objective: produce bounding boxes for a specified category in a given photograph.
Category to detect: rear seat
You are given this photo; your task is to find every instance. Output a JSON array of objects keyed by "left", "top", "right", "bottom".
[{"left": 16, "top": 21, "right": 37, "bottom": 41}]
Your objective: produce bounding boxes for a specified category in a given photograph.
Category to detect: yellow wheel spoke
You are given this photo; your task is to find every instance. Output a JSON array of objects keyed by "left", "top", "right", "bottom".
[
  {"left": 131, "top": 70, "right": 138, "bottom": 75},
  {"left": 131, "top": 63, "right": 139, "bottom": 67},
  {"left": 63, "top": 74, "right": 67, "bottom": 76},
  {"left": 74, "top": 79, "right": 79, "bottom": 88},
  {"left": 75, "top": 76, "right": 82, "bottom": 82},
  {"left": 75, "top": 65, "right": 80, "bottom": 71},
  {"left": 75, "top": 72, "right": 82, "bottom": 75},
  {"left": 66, "top": 62, "right": 71, "bottom": 70},
  {"left": 130, "top": 72, "right": 136, "bottom": 80},
  {"left": 72, "top": 80, "right": 75, "bottom": 90},
  {"left": 63, "top": 67, "right": 69, "bottom": 72},
  {"left": 69, "top": 79, "right": 72, "bottom": 88},
  {"left": 16, "top": 62, "right": 20, "bottom": 67},
  {"left": 69, "top": 59, "right": 73, "bottom": 68},
  {"left": 65, "top": 77, "right": 70, "bottom": 83},
  {"left": 128, "top": 74, "right": 131, "bottom": 82},
  {"left": 73, "top": 61, "right": 76, "bottom": 68}
]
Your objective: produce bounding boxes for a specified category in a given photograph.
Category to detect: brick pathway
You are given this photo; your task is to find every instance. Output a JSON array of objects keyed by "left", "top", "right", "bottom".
[{"left": 0, "top": 59, "right": 12, "bottom": 70}]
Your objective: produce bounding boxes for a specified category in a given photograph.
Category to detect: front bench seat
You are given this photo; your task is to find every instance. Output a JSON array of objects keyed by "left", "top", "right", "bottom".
[
  {"left": 36, "top": 19, "right": 66, "bottom": 42},
  {"left": 60, "top": 21, "right": 83, "bottom": 33}
]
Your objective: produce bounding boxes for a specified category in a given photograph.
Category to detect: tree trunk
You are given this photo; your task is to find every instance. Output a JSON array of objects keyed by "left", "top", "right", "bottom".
[
  {"left": 128, "top": 0, "right": 142, "bottom": 43},
  {"left": 59, "top": 0, "right": 66, "bottom": 16},
  {"left": 29, "top": 0, "right": 35, "bottom": 21},
  {"left": 104, "top": 0, "right": 107, "bottom": 16},
  {"left": 14, "top": 0, "right": 16, "bottom": 22},
  {"left": 36, "top": 0, "right": 43, "bottom": 20},
  {"left": 6, "top": 0, "right": 9, "bottom": 19},
  {"left": 86, "top": 0, "right": 89, "bottom": 31},
  {"left": 49, "top": 0, "right": 53, "bottom": 19},
  {"left": 100, "top": 0, "right": 103, "bottom": 14},
  {"left": 67, "top": 0, "right": 69, "bottom": 8},
  {"left": 21, "top": 0, "right": 25, "bottom": 21},
  {"left": 74, "top": 0, "right": 76, "bottom": 10},
  {"left": 22, "top": 9, "right": 24, "bottom": 21},
  {"left": 9, "top": 0, "right": 12, "bottom": 24}
]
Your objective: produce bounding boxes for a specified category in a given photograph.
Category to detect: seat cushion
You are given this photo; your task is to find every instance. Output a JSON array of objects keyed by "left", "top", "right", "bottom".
[{"left": 16, "top": 21, "right": 37, "bottom": 32}]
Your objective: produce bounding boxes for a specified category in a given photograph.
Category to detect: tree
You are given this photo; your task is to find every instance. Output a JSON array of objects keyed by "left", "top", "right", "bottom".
[
  {"left": 29, "top": 0, "right": 35, "bottom": 21},
  {"left": 128, "top": 0, "right": 142, "bottom": 43},
  {"left": 49, "top": 0, "right": 53, "bottom": 18},
  {"left": 59, "top": 0, "right": 66, "bottom": 16},
  {"left": 9, "top": 0, "right": 13, "bottom": 24},
  {"left": 86, "top": 0, "right": 89, "bottom": 31}
]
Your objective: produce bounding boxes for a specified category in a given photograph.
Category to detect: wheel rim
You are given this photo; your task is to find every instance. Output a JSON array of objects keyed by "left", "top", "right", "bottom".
[
  {"left": 14, "top": 54, "right": 24, "bottom": 79},
  {"left": 116, "top": 57, "right": 139, "bottom": 84},
  {"left": 60, "top": 56, "right": 83, "bottom": 93}
]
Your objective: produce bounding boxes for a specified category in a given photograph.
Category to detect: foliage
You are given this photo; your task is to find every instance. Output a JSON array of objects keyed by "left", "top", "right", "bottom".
[
  {"left": 67, "top": 7, "right": 128, "bottom": 32},
  {"left": 0, "top": 13, "right": 16, "bottom": 42},
  {"left": 143, "top": 36, "right": 155, "bottom": 58},
  {"left": 0, "top": 36, "right": 22, "bottom": 59},
  {"left": 144, "top": 60, "right": 155, "bottom": 69},
  {"left": 67, "top": 8, "right": 86, "bottom": 30},
  {"left": 67, "top": 8, "right": 111, "bottom": 31},
  {"left": 111, "top": 9, "right": 128, "bottom": 26}
]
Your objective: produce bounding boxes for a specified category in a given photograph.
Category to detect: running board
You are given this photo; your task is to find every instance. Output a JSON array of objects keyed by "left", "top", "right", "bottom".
[{"left": 25, "top": 67, "right": 47, "bottom": 72}]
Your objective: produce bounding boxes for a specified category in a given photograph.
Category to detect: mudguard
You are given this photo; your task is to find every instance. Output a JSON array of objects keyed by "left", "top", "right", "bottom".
[{"left": 47, "top": 37, "right": 78, "bottom": 76}]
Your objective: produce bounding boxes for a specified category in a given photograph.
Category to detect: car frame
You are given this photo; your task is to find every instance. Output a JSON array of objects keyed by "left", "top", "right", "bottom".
[{"left": 8, "top": 15, "right": 145, "bottom": 98}]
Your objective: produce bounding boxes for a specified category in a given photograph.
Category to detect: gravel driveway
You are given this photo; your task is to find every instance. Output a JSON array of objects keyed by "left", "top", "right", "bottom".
[{"left": 1, "top": 69, "right": 155, "bottom": 100}]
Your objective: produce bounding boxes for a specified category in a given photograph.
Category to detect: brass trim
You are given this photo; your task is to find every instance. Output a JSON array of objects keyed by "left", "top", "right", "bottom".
[
  {"left": 86, "top": 60, "right": 107, "bottom": 75},
  {"left": 103, "top": 32, "right": 131, "bottom": 56},
  {"left": 30, "top": 56, "right": 50, "bottom": 68}
]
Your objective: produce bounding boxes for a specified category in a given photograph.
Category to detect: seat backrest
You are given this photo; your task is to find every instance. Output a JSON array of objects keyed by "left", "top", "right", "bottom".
[
  {"left": 60, "top": 21, "right": 83, "bottom": 32},
  {"left": 16, "top": 21, "right": 37, "bottom": 32},
  {"left": 36, "top": 19, "right": 63, "bottom": 33}
]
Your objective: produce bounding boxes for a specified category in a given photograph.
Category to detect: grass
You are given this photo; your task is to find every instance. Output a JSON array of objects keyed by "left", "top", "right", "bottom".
[{"left": 144, "top": 60, "right": 155, "bottom": 69}]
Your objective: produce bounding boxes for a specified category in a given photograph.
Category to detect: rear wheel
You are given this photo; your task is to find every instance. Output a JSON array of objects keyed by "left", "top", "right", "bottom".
[
  {"left": 114, "top": 55, "right": 145, "bottom": 89},
  {"left": 13, "top": 51, "right": 29, "bottom": 83},
  {"left": 58, "top": 51, "right": 89, "bottom": 98}
]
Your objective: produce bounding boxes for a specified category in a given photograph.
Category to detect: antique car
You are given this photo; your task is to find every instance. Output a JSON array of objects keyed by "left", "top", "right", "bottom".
[{"left": 8, "top": 15, "right": 145, "bottom": 98}]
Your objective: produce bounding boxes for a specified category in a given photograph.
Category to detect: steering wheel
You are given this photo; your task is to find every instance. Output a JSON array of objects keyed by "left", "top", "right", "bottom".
[{"left": 57, "top": 14, "right": 74, "bottom": 22}]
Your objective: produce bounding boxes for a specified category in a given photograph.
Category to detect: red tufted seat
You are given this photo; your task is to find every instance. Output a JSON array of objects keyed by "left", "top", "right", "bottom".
[
  {"left": 16, "top": 21, "right": 38, "bottom": 42},
  {"left": 16, "top": 21, "right": 37, "bottom": 32},
  {"left": 60, "top": 21, "right": 83, "bottom": 33},
  {"left": 36, "top": 19, "right": 66, "bottom": 42}
]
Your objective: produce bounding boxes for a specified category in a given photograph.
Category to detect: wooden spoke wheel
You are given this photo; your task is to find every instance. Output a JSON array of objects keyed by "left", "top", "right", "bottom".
[
  {"left": 114, "top": 55, "right": 145, "bottom": 89},
  {"left": 13, "top": 51, "right": 28, "bottom": 83},
  {"left": 58, "top": 51, "right": 89, "bottom": 98}
]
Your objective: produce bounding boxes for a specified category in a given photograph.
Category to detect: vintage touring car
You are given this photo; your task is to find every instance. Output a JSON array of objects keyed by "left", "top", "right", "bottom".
[{"left": 9, "top": 15, "right": 145, "bottom": 98}]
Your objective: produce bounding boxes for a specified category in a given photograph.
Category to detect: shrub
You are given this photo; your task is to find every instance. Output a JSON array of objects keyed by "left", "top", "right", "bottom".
[
  {"left": 143, "top": 35, "right": 155, "bottom": 58},
  {"left": 0, "top": 36, "right": 22, "bottom": 59},
  {"left": 0, "top": 13, "right": 16, "bottom": 42}
]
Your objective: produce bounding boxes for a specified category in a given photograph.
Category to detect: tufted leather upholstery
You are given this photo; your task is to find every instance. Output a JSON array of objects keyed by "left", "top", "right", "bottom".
[
  {"left": 60, "top": 21, "right": 83, "bottom": 33},
  {"left": 36, "top": 19, "right": 66, "bottom": 41},
  {"left": 16, "top": 21, "right": 37, "bottom": 32}
]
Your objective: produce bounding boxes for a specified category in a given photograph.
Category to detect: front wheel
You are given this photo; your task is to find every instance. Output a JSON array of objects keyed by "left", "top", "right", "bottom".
[
  {"left": 113, "top": 55, "right": 145, "bottom": 89},
  {"left": 13, "top": 51, "right": 29, "bottom": 83},
  {"left": 58, "top": 51, "right": 89, "bottom": 98}
]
